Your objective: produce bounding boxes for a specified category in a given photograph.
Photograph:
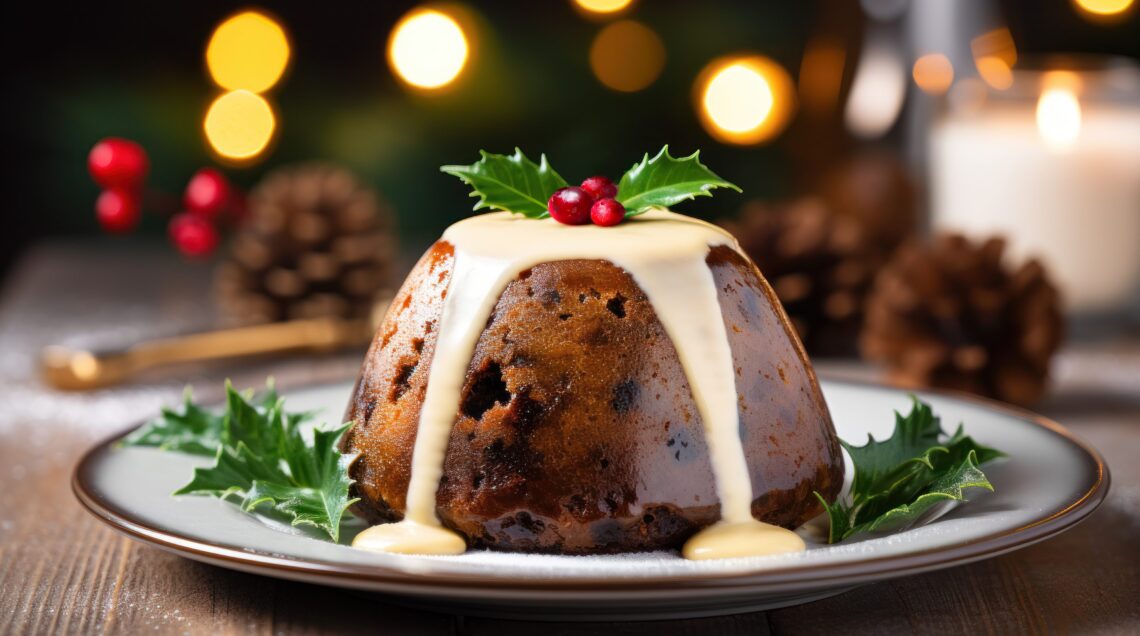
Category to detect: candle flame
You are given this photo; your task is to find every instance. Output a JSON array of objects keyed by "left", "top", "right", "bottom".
[{"left": 1036, "top": 86, "right": 1082, "bottom": 149}]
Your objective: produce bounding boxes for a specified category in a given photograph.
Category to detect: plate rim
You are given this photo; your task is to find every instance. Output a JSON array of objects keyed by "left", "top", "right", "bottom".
[{"left": 72, "top": 378, "right": 1110, "bottom": 593}]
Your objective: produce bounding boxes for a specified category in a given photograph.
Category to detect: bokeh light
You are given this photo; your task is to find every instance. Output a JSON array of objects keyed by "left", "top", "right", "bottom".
[
  {"left": 204, "top": 90, "right": 277, "bottom": 160},
  {"left": 912, "top": 53, "right": 954, "bottom": 94},
  {"left": 589, "top": 20, "right": 666, "bottom": 92},
  {"left": 972, "top": 28, "right": 1017, "bottom": 91},
  {"left": 844, "top": 42, "right": 906, "bottom": 138},
  {"left": 387, "top": 8, "right": 470, "bottom": 90},
  {"left": 798, "top": 36, "right": 846, "bottom": 116},
  {"left": 1037, "top": 71, "right": 1083, "bottom": 149},
  {"left": 696, "top": 55, "right": 796, "bottom": 145},
  {"left": 206, "top": 11, "right": 290, "bottom": 93},
  {"left": 1072, "top": 0, "right": 1135, "bottom": 18},
  {"left": 573, "top": 0, "right": 635, "bottom": 15}
]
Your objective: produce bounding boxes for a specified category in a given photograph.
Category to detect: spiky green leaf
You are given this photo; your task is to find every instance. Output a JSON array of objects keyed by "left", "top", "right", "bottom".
[
  {"left": 440, "top": 148, "right": 568, "bottom": 218},
  {"left": 616, "top": 146, "right": 741, "bottom": 215},
  {"left": 815, "top": 397, "right": 1004, "bottom": 543},
  {"left": 142, "top": 381, "right": 357, "bottom": 542}
]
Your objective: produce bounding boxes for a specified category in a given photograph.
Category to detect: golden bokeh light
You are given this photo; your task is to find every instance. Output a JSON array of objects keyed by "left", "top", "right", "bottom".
[
  {"left": 589, "top": 20, "right": 666, "bottom": 92},
  {"left": 912, "top": 53, "right": 954, "bottom": 94},
  {"left": 388, "top": 8, "right": 470, "bottom": 90},
  {"left": 798, "top": 36, "right": 846, "bottom": 116},
  {"left": 204, "top": 90, "right": 277, "bottom": 160},
  {"left": 206, "top": 11, "right": 291, "bottom": 93},
  {"left": 573, "top": 0, "right": 635, "bottom": 16},
  {"left": 975, "top": 56, "right": 1014, "bottom": 90},
  {"left": 696, "top": 55, "right": 796, "bottom": 145},
  {"left": 1072, "top": 0, "right": 1135, "bottom": 17},
  {"left": 1036, "top": 74, "right": 1082, "bottom": 149},
  {"left": 972, "top": 28, "right": 1017, "bottom": 90}
]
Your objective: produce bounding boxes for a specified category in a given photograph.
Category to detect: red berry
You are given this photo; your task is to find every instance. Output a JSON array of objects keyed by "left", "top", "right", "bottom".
[
  {"left": 590, "top": 198, "right": 626, "bottom": 227},
  {"left": 547, "top": 187, "right": 594, "bottom": 225},
  {"left": 580, "top": 176, "right": 618, "bottom": 201},
  {"left": 184, "top": 168, "right": 231, "bottom": 217},
  {"left": 95, "top": 189, "right": 141, "bottom": 234},
  {"left": 88, "top": 138, "right": 149, "bottom": 189},
  {"left": 168, "top": 213, "right": 219, "bottom": 258}
]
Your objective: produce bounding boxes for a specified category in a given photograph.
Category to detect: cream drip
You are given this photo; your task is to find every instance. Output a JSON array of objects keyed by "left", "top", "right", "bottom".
[{"left": 351, "top": 209, "right": 805, "bottom": 558}]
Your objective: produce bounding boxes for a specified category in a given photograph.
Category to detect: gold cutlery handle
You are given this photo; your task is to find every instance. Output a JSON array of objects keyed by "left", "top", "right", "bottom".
[{"left": 41, "top": 317, "right": 373, "bottom": 391}]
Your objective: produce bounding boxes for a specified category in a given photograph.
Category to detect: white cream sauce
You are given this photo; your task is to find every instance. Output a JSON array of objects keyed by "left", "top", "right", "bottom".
[{"left": 351, "top": 209, "right": 804, "bottom": 559}]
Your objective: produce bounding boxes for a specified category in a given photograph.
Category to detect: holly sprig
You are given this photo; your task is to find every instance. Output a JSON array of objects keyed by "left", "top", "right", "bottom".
[
  {"left": 440, "top": 148, "right": 568, "bottom": 218},
  {"left": 441, "top": 145, "right": 740, "bottom": 220},
  {"left": 814, "top": 397, "right": 1005, "bottom": 544},
  {"left": 616, "top": 147, "right": 742, "bottom": 215},
  {"left": 121, "top": 380, "right": 358, "bottom": 542}
]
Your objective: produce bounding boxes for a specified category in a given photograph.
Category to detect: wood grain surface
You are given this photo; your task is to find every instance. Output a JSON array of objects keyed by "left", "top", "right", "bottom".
[{"left": 1, "top": 241, "right": 1138, "bottom": 635}]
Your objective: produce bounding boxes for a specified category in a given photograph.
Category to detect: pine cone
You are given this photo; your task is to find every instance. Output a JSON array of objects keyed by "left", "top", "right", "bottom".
[
  {"left": 821, "top": 150, "right": 918, "bottom": 251},
  {"left": 215, "top": 163, "right": 396, "bottom": 325},
  {"left": 861, "top": 234, "right": 1064, "bottom": 406},
  {"left": 721, "top": 197, "right": 882, "bottom": 356}
]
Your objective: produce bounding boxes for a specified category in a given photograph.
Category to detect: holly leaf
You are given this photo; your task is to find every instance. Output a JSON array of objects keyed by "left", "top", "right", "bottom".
[
  {"left": 152, "top": 381, "right": 357, "bottom": 542},
  {"left": 842, "top": 397, "right": 943, "bottom": 500},
  {"left": 852, "top": 450, "right": 994, "bottom": 537},
  {"left": 241, "top": 423, "right": 356, "bottom": 538},
  {"left": 815, "top": 397, "right": 1004, "bottom": 544},
  {"left": 120, "top": 389, "right": 225, "bottom": 456},
  {"left": 121, "top": 384, "right": 286, "bottom": 457},
  {"left": 440, "top": 148, "right": 568, "bottom": 218},
  {"left": 616, "top": 146, "right": 741, "bottom": 215}
]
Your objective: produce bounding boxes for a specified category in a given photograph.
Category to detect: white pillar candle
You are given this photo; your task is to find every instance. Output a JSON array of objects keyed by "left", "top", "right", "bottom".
[{"left": 930, "top": 72, "right": 1140, "bottom": 313}]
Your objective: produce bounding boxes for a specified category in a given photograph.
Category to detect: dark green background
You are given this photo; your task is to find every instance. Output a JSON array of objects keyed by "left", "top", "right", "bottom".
[{"left": 2, "top": 0, "right": 1137, "bottom": 272}]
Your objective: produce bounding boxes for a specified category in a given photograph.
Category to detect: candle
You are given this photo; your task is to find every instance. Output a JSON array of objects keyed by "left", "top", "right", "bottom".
[{"left": 930, "top": 63, "right": 1140, "bottom": 314}]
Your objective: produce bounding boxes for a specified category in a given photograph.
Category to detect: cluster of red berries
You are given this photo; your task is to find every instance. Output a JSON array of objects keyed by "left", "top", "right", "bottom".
[
  {"left": 547, "top": 176, "right": 626, "bottom": 227},
  {"left": 88, "top": 138, "right": 245, "bottom": 258}
]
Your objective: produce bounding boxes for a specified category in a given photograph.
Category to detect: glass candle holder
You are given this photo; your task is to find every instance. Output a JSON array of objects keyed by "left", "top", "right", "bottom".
[{"left": 929, "top": 55, "right": 1140, "bottom": 318}]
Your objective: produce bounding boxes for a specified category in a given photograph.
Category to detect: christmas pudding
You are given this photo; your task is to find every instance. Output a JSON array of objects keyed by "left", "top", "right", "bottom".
[{"left": 342, "top": 149, "right": 844, "bottom": 559}]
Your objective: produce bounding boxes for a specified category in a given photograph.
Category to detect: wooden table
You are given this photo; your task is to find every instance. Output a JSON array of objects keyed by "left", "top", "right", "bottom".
[{"left": 2, "top": 240, "right": 1138, "bottom": 634}]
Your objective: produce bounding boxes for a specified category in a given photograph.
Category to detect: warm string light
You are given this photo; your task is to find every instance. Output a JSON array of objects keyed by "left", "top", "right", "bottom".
[
  {"left": 204, "top": 91, "right": 277, "bottom": 160},
  {"left": 203, "top": 10, "right": 288, "bottom": 163},
  {"left": 388, "top": 8, "right": 470, "bottom": 90},
  {"left": 844, "top": 41, "right": 906, "bottom": 138},
  {"left": 695, "top": 56, "right": 795, "bottom": 145},
  {"left": 971, "top": 28, "right": 1017, "bottom": 91},
  {"left": 206, "top": 11, "right": 291, "bottom": 92},
  {"left": 573, "top": 0, "right": 635, "bottom": 15},
  {"left": 1072, "top": 0, "right": 1135, "bottom": 19},
  {"left": 798, "top": 36, "right": 846, "bottom": 116},
  {"left": 589, "top": 20, "right": 666, "bottom": 92},
  {"left": 912, "top": 53, "right": 954, "bottom": 95}
]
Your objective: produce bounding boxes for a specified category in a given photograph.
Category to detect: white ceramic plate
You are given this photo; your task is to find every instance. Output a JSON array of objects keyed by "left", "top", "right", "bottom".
[{"left": 73, "top": 379, "right": 1108, "bottom": 621}]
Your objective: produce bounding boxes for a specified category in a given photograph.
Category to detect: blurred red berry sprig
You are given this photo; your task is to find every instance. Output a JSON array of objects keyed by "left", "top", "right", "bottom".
[{"left": 87, "top": 137, "right": 244, "bottom": 258}]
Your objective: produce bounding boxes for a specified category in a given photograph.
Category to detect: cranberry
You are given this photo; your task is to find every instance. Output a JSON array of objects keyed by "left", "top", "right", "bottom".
[
  {"left": 590, "top": 198, "right": 626, "bottom": 227},
  {"left": 88, "top": 138, "right": 149, "bottom": 189},
  {"left": 169, "top": 213, "right": 220, "bottom": 258},
  {"left": 95, "top": 189, "right": 141, "bottom": 234},
  {"left": 547, "top": 187, "right": 594, "bottom": 225},
  {"left": 184, "top": 168, "right": 231, "bottom": 217},
  {"left": 580, "top": 175, "right": 617, "bottom": 201}
]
